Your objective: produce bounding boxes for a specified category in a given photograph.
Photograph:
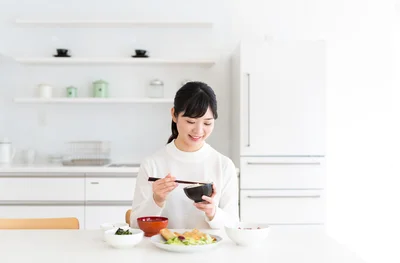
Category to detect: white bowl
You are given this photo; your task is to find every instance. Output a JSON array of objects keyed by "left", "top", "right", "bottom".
[
  {"left": 104, "top": 228, "right": 144, "bottom": 249},
  {"left": 224, "top": 223, "right": 270, "bottom": 246},
  {"left": 100, "top": 223, "right": 129, "bottom": 241}
]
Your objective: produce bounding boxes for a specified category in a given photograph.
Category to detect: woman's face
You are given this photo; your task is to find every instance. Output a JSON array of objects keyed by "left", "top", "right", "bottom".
[{"left": 172, "top": 107, "right": 215, "bottom": 151}]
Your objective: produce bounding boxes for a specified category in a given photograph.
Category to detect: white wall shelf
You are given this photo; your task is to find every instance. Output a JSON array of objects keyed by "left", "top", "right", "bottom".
[
  {"left": 15, "top": 19, "right": 213, "bottom": 28},
  {"left": 13, "top": 98, "right": 174, "bottom": 104},
  {"left": 14, "top": 57, "right": 215, "bottom": 67}
]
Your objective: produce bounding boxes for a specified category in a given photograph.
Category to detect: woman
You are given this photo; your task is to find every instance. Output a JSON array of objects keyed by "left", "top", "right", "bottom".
[{"left": 130, "top": 81, "right": 239, "bottom": 229}]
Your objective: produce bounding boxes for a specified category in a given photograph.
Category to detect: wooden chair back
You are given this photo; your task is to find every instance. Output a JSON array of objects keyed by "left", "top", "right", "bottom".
[{"left": 0, "top": 217, "right": 80, "bottom": 229}]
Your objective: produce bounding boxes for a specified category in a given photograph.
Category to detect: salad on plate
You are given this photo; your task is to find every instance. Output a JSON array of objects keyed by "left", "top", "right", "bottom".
[{"left": 160, "top": 228, "right": 216, "bottom": 246}]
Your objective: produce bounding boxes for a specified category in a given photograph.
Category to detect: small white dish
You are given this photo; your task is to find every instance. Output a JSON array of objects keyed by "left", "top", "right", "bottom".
[
  {"left": 104, "top": 228, "right": 144, "bottom": 249},
  {"left": 100, "top": 223, "right": 129, "bottom": 241},
  {"left": 100, "top": 222, "right": 129, "bottom": 231},
  {"left": 224, "top": 222, "right": 270, "bottom": 246}
]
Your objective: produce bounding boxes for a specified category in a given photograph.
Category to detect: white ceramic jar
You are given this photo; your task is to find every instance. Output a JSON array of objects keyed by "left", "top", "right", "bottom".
[{"left": 38, "top": 84, "right": 53, "bottom": 98}]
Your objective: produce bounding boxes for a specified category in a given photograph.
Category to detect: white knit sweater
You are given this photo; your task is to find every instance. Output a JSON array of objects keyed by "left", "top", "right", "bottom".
[{"left": 130, "top": 141, "right": 239, "bottom": 229}]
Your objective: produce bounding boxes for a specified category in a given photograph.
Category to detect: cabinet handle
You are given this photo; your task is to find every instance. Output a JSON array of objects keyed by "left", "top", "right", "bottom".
[
  {"left": 246, "top": 195, "right": 320, "bottom": 199},
  {"left": 85, "top": 200, "right": 132, "bottom": 206},
  {"left": 246, "top": 72, "right": 251, "bottom": 147},
  {"left": 267, "top": 223, "right": 324, "bottom": 226},
  {"left": 90, "top": 182, "right": 99, "bottom": 184},
  {"left": 247, "top": 162, "right": 321, "bottom": 166}
]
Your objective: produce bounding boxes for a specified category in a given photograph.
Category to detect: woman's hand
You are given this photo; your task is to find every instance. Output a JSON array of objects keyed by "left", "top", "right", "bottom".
[
  {"left": 194, "top": 184, "right": 217, "bottom": 220},
  {"left": 152, "top": 173, "right": 178, "bottom": 207}
]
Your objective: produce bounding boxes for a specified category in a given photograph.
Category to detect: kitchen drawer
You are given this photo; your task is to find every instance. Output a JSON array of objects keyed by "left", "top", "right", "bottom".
[
  {"left": 0, "top": 178, "right": 84, "bottom": 201},
  {"left": 240, "top": 190, "right": 325, "bottom": 224},
  {"left": 240, "top": 157, "right": 325, "bottom": 189},
  {"left": 85, "top": 178, "right": 136, "bottom": 201}
]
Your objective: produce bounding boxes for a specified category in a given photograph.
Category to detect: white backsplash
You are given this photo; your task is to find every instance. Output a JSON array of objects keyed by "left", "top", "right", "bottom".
[{"left": 0, "top": 0, "right": 236, "bottom": 164}]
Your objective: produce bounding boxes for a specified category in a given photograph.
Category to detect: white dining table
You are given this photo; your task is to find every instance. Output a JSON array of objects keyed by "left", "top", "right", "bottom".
[{"left": 1, "top": 227, "right": 365, "bottom": 263}]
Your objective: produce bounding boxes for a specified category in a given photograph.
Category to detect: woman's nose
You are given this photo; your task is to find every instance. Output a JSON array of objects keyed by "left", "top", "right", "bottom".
[{"left": 192, "top": 123, "right": 203, "bottom": 133}]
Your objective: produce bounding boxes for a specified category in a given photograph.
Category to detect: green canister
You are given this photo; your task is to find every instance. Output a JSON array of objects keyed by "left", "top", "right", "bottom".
[
  {"left": 93, "top": 80, "right": 109, "bottom": 98},
  {"left": 66, "top": 86, "right": 78, "bottom": 98}
]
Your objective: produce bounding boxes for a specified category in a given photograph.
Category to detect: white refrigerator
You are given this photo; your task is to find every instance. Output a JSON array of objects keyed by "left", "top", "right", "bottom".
[{"left": 231, "top": 39, "right": 326, "bottom": 227}]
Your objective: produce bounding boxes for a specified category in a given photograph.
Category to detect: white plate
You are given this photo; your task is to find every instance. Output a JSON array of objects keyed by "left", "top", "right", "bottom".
[{"left": 150, "top": 234, "right": 222, "bottom": 253}]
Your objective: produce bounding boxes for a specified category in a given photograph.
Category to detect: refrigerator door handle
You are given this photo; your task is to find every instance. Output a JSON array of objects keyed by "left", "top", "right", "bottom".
[
  {"left": 247, "top": 162, "right": 321, "bottom": 166},
  {"left": 246, "top": 195, "right": 321, "bottom": 199},
  {"left": 246, "top": 72, "right": 251, "bottom": 147}
]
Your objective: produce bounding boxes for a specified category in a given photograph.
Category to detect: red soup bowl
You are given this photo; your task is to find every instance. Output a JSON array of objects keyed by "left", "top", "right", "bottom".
[{"left": 137, "top": 216, "right": 168, "bottom": 237}]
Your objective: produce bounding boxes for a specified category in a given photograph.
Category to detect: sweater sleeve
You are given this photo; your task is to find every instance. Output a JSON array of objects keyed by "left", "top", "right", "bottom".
[
  {"left": 205, "top": 159, "right": 240, "bottom": 229},
  {"left": 130, "top": 158, "right": 164, "bottom": 227}
]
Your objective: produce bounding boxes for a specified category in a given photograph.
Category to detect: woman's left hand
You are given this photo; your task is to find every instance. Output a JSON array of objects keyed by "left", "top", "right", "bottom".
[{"left": 194, "top": 184, "right": 217, "bottom": 220}]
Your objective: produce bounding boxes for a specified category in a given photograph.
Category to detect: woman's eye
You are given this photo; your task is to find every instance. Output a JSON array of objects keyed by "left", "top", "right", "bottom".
[
  {"left": 187, "top": 121, "right": 195, "bottom": 124},
  {"left": 204, "top": 123, "right": 212, "bottom": 126}
]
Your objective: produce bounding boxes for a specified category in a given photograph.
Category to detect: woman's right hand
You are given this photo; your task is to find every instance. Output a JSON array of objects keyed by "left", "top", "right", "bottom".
[{"left": 152, "top": 173, "right": 178, "bottom": 207}]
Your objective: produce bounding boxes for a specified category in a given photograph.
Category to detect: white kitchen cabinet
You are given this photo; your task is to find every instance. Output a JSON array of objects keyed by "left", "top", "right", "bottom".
[
  {"left": 0, "top": 175, "right": 136, "bottom": 230},
  {"left": 0, "top": 206, "right": 85, "bottom": 229},
  {"left": 85, "top": 177, "right": 136, "bottom": 201},
  {"left": 0, "top": 177, "right": 85, "bottom": 201},
  {"left": 240, "top": 190, "right": 325, "bottom": 225},
  {"left": 0, "top": 176, "right": 85, "bottom": 228},
  {"left": 240, "top": 157, "right": 325, "bottom": 189},
  {"left": 231, "top": 40, "right": 326, "bottom": 158},
  {"left": 84, "top": 177, "right": 136, "bottom": 229}
]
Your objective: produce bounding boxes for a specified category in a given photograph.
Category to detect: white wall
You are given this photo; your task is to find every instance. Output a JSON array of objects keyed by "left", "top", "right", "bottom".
[
  {"left": 0, "top": 0, "right": 236, "bottom": 163},
  {"left": 233, "top": 0, "right": 399, "bottom": 262},
  {"left": 326, "top": 1, "right": 399, "bottom": 263}
]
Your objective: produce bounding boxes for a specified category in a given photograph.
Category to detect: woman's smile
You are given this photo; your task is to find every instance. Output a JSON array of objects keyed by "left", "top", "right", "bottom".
[{"left": 189, "top": 135, "right": 203, "bottom": 141}]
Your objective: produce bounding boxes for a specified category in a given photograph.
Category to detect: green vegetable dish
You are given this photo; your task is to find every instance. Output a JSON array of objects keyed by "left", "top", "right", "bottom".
[
  {"left": 165, "top": 235, "right": 216, "bottom": 246},
  {"left": 114, "top": 228, "right": 132, "bottom": 235}
]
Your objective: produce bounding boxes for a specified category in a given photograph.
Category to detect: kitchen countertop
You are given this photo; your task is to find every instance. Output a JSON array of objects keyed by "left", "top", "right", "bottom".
[
  {"left": 0, "top": 164, "right": 139, "bottom": 175},
  {"left": 0, "top": 228, "right": 365, "bottom": 263},
  {"left": 0, "top": 164, "right": 240, "bottom": 177}
]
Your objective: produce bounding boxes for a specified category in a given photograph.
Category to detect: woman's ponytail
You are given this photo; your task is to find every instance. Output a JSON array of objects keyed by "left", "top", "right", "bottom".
[{"left": 167, "top": 120, "right": 178, "bottom": 143}]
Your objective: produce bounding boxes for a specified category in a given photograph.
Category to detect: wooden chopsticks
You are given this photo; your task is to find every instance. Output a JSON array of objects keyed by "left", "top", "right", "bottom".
[{"left": 147, "top": 177, "right": 207, "bottom": 185}]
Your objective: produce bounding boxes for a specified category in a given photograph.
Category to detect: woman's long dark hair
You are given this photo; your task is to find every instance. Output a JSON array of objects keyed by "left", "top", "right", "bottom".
[{"left": 167, "top": 81, "right": 218, "bottom": 144}]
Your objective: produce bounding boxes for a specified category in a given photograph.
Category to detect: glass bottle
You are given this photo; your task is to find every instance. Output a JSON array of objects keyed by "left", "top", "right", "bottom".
[{"left": 147, "top": 79, "right": 164, "bottom": 98}]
